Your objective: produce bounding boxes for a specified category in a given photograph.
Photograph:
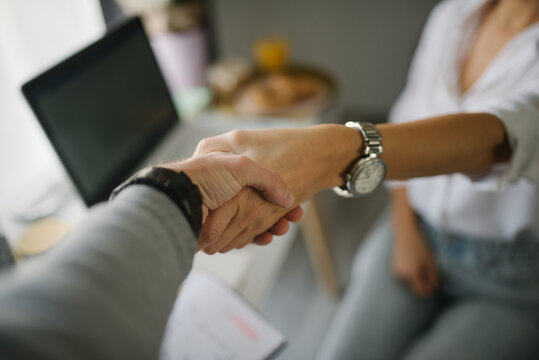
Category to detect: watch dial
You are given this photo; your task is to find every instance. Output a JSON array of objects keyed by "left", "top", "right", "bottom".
[{"left": 354, "top": 160, "right": 386, "bottom": 194}]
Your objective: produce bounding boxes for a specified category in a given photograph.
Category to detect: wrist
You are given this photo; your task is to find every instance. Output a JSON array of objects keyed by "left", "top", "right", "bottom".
[
  {"left": 320, "top": 124, "right": 363, "bottom": 189},
  {"left": 162, "top": 160, "right": 211, "bottom": 225},
  {"left": 111, "top": 166, "right": 203, "bottom": 237},
  {"left": 394, "top": 219, "right": 424, "bottom": 245},
  {"left": 162, "top": 159, "right": 209, "bottom": 203}
]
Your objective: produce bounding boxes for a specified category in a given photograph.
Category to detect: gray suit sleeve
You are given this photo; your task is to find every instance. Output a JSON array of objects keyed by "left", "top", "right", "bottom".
[{"left": 0, "top": 185, "right": 197, "bottom": 360}]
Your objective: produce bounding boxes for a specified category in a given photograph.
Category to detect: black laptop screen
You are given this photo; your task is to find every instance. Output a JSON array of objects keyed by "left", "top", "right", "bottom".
[{"left": 22, "top": 18, "right": 178, "bottom": 206}]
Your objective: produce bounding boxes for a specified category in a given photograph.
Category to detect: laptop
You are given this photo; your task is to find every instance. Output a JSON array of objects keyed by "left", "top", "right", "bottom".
[{"left": 21, "top": 17, "right": 223, "bottom": 206}]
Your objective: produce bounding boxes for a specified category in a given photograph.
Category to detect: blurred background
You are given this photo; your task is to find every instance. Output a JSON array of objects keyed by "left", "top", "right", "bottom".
[
  {"left": 0, "top": 0, "right": 439, "bottom": 202},
  {"left": 0, "top": 0, "right": 441, "bottom": 358}
]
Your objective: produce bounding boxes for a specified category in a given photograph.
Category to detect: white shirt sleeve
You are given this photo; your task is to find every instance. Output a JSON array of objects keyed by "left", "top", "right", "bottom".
[
  {"left": 472, "top": 83, "right": 539, "bottom": 185},
  {"left": 388, "top": 0, "right": 538, "bottom": 192}
]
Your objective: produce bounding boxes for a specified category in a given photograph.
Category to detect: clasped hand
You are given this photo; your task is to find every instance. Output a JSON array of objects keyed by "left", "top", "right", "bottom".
[
  {"left": 166, "top": 152, "right": 302, "bottom": 252},
  {"left": 190, "top": 124, "right": 362, "bottom": 254}
]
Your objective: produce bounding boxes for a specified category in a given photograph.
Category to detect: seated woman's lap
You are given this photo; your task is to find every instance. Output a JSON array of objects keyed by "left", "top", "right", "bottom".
[
  {"left": 317, "top": 220, "right": 441, "bottom": 360},
  {"left": 318, "top": 216, "right": 539, "bottom": 360},
  {"left": 403, "top": 301, "right": 539, "bottom": 360}
]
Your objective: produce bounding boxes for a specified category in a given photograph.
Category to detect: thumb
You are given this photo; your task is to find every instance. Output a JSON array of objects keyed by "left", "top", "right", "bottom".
[{"left": 235, "top": 156, "right": 295, "bottom": 208}]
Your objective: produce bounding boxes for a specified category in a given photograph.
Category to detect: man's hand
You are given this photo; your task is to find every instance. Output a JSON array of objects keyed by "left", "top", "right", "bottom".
[
  {"left": 192, "top": 125, "right": 359, "bottom": 252},
  {"left": 192, "top": 126, "right": 360, "bottom": 251},
  {"left": 162, "top": 152, "right": 297, "bottom": 249},
  {"left": 199, "top": 188, "right": 303, "bottom": 253}
]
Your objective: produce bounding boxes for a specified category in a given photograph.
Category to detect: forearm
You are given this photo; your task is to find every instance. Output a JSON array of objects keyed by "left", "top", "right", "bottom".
[
  {"left": 0, "top": 186, "right": 196, "bottom": 360},
  {"left": 379, "top": 112, "right": 509, "bottom": 180},
  {"left": 194, "top": 112, "right": 509, "bottom": 214}
]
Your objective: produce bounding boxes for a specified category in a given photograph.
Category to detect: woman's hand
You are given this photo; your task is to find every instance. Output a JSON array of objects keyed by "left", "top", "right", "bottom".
[
  {"left": 391, "top": 187, "right": 438, "bottom": 297},
  {"left": 194, "top": 125, "right": 360, "bottom": 252},
  {"left": 194, "top": 125, "right": 362, "bottom": 204},
  {"left": 162, "top": 152, "right": 302, "bottom": 252},
  {"left": 392, "top": 226, "right": 438, "bottom": 297},
  {"left": 163, "top": 152, "right": 295, "bottom": 222}
]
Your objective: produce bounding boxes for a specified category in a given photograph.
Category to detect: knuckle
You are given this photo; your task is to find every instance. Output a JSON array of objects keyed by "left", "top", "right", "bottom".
[
  {"left": 249, "top": 205, "right": 265, "bottom": 222},
  {"left": 235, "top": 154, "right": 253, "bottom": 169},
  {"left": 195, "top": 138, "right": 212, "bottom": 154},
  {"left": 230, "top": 129, "right": 245, "bottom": 145},
  {"left": 264, "top": 169, "right": 280, "bottom": 186},
  {"left": 203, "top": 229, "right": 220, "bottom": 248},
  {"left": 204, "top": 247, "right": 217, "bottom": 255},
  {"left": 220, "top": 237, "right": 243, "bottom": 253},
  {"left": 238, "top": 241, "right": 250, "bottom": 249}
]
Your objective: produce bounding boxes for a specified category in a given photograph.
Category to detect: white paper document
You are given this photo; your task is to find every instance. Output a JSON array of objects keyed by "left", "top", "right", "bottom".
[{"left": 160, "top": 270, "right": 286, "bottom": 360}]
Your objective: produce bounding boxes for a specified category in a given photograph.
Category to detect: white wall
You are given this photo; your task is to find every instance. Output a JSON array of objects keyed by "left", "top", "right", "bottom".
[{"left": 0, "top": 0, "right": 105, "bottom": 210}]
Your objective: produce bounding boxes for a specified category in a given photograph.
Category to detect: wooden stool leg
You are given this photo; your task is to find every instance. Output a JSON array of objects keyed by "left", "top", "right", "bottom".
[{"left": 301, "top": 196, "right": 341, "bottom": 297}]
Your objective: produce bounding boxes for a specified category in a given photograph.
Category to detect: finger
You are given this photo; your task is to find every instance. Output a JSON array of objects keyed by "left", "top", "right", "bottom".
[
  {"left": 425, "top": 263, "right": 439, "bottom": 291},
  {"left": 253, "top": 232, "right": 273, "bottom": 246},
  {"left": 226, "top": 225, "right": 278, "bottom": 252},
  {"left": 269, "top": 218, "right": 289, "bottom": 236},
  {"left": 194, "top": 132, "right": 239, "bottom": 156},
  {"left": 228, "top": 231, "right": 264, "bottom": 251},
  {"left": 226, "top": 214, "right": 291, "bottom": 251},
  {"left": 213, "top": 188, "right": 279, "bottom": 253},
  {"left": 219, "top": 227, "right": 257, "bottom": 253},
  {"left": 284, "top": 206, "right": 303, "bottom": 223},
  {"left": 219, "top": 216, "right": 280, "bottom": 252},
  {"left": 418, "top": 266, "right": 435, "bottom": 297},
  {"left": 194, "top": 136, "right": 220, "bottom": 156},
  {"left": 204, "top": 214, "right": 246, "bottom": 254},
  {"left": 234, "top": 156, "right": 294, "bottom": 208},
  {"left": 245, "top": 231, "right": 273, "bottom": 247},
  {"left": 197, "top": 200, "right": 238, "bottom": 251},
  {"left": 430, "top": 269, "right": 439, "bottom": 289},
  {"left": 410, "top": 274, "right": 425, "bottom": 297}
]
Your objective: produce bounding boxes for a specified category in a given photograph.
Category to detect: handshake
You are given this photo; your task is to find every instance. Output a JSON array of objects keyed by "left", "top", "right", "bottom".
[{"left": 166, "top": 124, "right": 362, "bottom": 254}]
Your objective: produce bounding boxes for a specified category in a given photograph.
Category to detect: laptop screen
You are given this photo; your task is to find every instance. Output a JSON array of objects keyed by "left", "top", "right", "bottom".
[{"left": 22, "top": 17, "right": 178, "bottom": 206}]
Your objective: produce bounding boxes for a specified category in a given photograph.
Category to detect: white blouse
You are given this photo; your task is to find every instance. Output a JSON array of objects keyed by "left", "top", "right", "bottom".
[{"left": 389, "top": 0, "right": 539, "bottom": 240}]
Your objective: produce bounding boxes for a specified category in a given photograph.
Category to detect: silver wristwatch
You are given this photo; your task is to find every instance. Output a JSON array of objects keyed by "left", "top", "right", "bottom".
[{"left": 333, "top": 121, "right": 387, "bottom": 198}]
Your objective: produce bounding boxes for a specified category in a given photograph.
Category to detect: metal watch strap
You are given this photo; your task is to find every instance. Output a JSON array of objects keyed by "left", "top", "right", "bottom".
[
  {"left": 110, "top": 167, "right": 202, "bottom": 237},
  {"left": 344, "top": 121, "right": 383, "bottom": 156},
  {"left": 333, "top": 121, "right": 384, "bottom": 198},
  {"left": 361, "top": 122, "right": 383, "bottom": 156}
]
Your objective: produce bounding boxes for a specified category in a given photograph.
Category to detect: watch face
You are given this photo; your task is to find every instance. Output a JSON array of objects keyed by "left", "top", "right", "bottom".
[{"left": 351, "top": 158, "right": 387, "bottom": 195}]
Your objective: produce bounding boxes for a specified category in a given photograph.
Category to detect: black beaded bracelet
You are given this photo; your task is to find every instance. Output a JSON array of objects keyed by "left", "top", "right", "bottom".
[{"left": 110, "top": 167, "right": 202, "bottom": 237}]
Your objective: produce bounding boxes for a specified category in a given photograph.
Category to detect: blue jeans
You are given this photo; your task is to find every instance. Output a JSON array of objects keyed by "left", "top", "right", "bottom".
[{"left": 317, "top": 213, "right": 539, "bottom": 360}]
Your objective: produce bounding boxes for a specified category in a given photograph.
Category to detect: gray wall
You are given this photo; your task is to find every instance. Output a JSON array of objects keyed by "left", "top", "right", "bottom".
[{"left": 213, "top": 0, "right": 441, "bottom": 116}]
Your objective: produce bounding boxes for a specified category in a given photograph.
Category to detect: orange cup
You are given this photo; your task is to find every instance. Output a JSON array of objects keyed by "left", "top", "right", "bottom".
[{"left": 254, "top": 37, "right": 290, "bottom": 71}]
